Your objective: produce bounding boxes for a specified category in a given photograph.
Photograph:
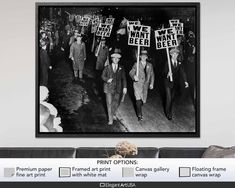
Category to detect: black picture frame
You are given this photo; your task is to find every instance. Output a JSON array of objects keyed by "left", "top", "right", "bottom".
[{"left": 36, "top": 2, "right": 200, "bottom": 138}]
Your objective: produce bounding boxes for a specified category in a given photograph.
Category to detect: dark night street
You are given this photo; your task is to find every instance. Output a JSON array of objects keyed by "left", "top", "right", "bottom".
[{"left": 47, "top": 49, "right": 195, "bottom": 133}]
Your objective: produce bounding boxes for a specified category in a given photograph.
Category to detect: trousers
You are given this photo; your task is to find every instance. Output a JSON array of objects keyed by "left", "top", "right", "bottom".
[
  {"left": 136, "top": 99, "right": 143, "bottom": 118},
  {"left": 74, "top": 70, "right": 83, "bottom": 79},
  {"left": 106, "top": 93, "right": 120, "bottom": 123},
  {"left": 165, "top": 86, "right": 176, "bottom": 118}
]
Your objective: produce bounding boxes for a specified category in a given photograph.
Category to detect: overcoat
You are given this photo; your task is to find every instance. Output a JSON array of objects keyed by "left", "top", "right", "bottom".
[
  {"left": 95, "top": 44, "right": 109, "bottom": 70},
  {"left": 69, "top": 42, "right": 86, "bottom": 71},
  {"left": 129, "top": 61, "right": 154, "bottom": 103}
]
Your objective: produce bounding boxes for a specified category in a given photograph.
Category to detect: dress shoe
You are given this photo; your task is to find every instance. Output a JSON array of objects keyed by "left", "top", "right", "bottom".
[{"left": 138, "top": 116, "right": 143, "bottom": 121}]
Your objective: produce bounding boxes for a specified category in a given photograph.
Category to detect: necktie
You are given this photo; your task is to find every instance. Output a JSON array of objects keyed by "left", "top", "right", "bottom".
[{"left": 114, "top": 64, "right": 117, "bottom": 72}]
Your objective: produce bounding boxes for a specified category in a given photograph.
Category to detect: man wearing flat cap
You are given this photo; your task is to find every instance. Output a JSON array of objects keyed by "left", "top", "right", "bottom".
[
  {"left": 164, "top": 47, "right": 189, "bottom": 120},
  {"left": 102, "top": 48, "right": 127, "bottom": 125},
  {"left": 129, "top": 49, "right": 155, "bottom": 121}
]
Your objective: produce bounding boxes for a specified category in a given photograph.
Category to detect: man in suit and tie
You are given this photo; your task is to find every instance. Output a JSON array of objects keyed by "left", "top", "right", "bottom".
[
  {"left": 164, "top": 48, "right": 189, "bottom": 120},
  {"left": 102, "top": 48, "right": 127, "bottom": 125}
]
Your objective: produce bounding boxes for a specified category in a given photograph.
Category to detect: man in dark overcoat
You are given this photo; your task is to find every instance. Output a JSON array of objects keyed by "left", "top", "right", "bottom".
[
  {"left": 164, "top": 48, "right": 189, "bottom": 120},
  {"left": 129, "top": 50, "right": 155, "bottom": 121}
]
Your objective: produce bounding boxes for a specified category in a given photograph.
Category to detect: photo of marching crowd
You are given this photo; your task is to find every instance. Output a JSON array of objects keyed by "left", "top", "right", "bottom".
[{"left": 37, "top": 4, "right": 199, "bottom": 135}]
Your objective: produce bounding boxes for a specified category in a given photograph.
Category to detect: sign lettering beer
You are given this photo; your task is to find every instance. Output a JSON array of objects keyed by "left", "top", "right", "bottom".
[
  {"left": 155, "top": 28, "right": 178, "bottom": 49},
  {"left": 96, "top": 23, "right": 113, "bottom": 37},
  {"left": 128, "top": 25, "right": 151, "bottom": 47},
  {"left": 79, "top": 17, "right": 90, "bottom": 27}
]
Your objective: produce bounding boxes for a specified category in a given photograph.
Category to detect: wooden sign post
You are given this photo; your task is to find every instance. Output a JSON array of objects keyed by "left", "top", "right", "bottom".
[
  {"left": 91, "top": 17, "right": 100, "bottom": 52},
  {"left": 166, "top": 47, "right": 173, "bottom": 82},
  {"left": 95, "top": 36, "right": 103, "bottom": 57},
  {"left": 136, "top": 45, "right": 140, "bottom": 77}
]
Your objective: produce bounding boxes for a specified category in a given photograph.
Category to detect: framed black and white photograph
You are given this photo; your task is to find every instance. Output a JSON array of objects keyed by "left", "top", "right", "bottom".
[{"left": 36, "top": 2, "right": 200, "bottom": 137}]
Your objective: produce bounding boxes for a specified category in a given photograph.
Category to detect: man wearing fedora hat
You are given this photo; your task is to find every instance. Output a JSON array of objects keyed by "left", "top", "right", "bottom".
[
  {"left": 129, "top": 49, "right": 155, "bottom": 121},
  {"left": 69, "top": 33, "right": 86, "bottom": 82},
  {"left": 40, "top": 39, "right": 52, "bottom": 87},
  {"left": 102, "top": 48, "right": 127, "bottom": 125},
  {"left": 164, "top": 47, "right": 189, "bottom": 120}
]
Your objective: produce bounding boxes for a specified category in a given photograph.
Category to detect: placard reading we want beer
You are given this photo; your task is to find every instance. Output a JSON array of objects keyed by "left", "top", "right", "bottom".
[
  {"left": 169, "top": 19, "right": 184, "bottom": 36},
  {"left": 96, "top": 23, "right": 113, "bottom": 37},
  {"left": 128, "top": 24, "right": 151, "bottom": 47},
  {"left": 155, "top": 27, "right": 178, "bottom": 49}
]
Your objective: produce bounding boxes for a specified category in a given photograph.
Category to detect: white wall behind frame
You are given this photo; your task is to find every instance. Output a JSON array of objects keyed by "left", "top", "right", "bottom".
[{"left": 0, "top": 0, "right": 235, "bottom": 147}]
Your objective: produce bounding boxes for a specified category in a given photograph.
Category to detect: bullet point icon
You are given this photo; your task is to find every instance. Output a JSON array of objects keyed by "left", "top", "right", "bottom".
[
  {"left": 4, "top": 168, "right": 15, "bottom": 177},
  {"left": 122, "top": 167, "right": 134, "bottom": 177},
  {"left": 59, "top": 167, "right": 71, "bottom": 178},
  {"left": 179, "top": 167, "right": 191, "bottom": 177}
]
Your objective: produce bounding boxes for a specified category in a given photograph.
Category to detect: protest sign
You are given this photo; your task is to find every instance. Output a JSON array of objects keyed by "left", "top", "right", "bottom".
[
  {"left": 128, "top": 24, "right": 151, "bottom": 77},
  {"left": 105, "top": 18, "right": 115, "bottom": 25},
  {"left": 79, "top": 17, "right": 90, "bottom": 27},
  {"left": 174, "top": 22, "right": 184, "bottom": 35},
  {"left": 91, "top": 17, "right": 100, "bottom": 52},
  {"left": 128, "top": 24, "right": 151, "bottom": 47},
  {"left": 155, "top": 27, "right": 178, "bottom": 49},
  {"left": 91, "top": 17, "right": 100, "bottom": 33},
  {"left": 96, "top": 23, "right": 113, "bottom": 37},
  {"left": 169, "top": 20, "right": 184, "bottom": 35},
  {"left": 155, "top": 27, "right": 178, "bottom": 82}
]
